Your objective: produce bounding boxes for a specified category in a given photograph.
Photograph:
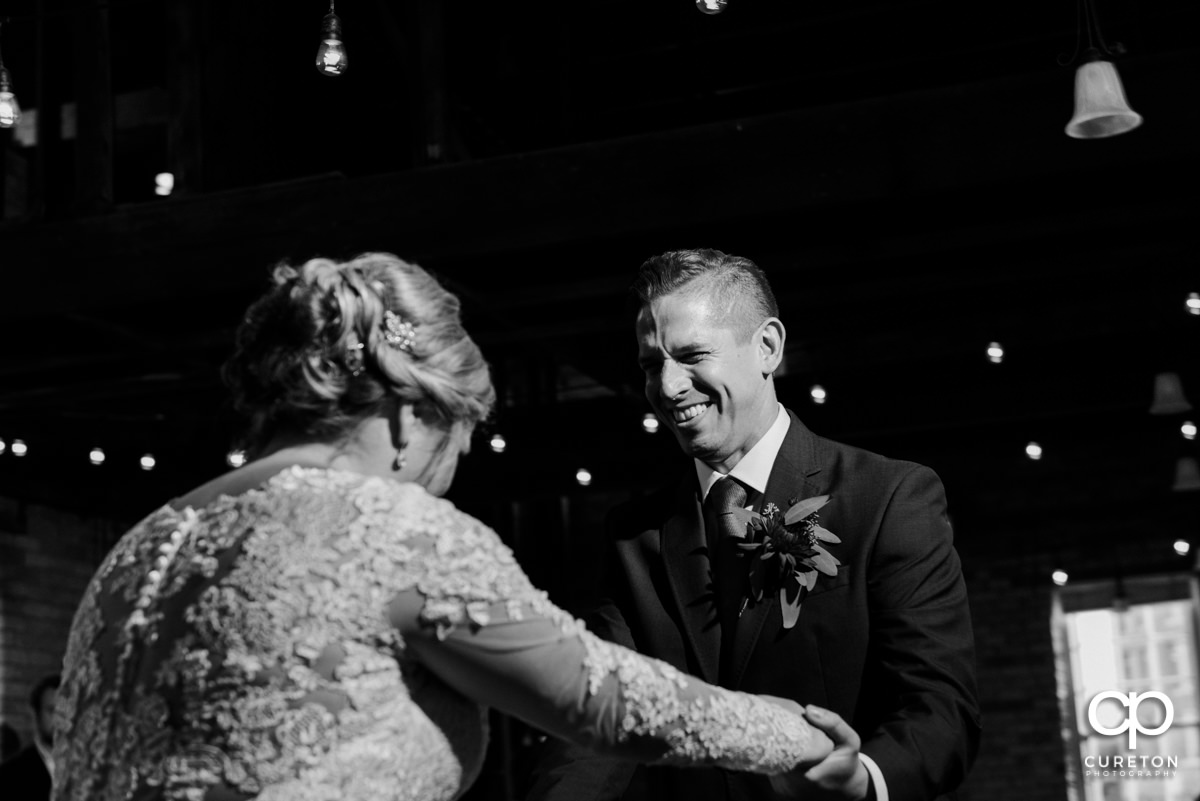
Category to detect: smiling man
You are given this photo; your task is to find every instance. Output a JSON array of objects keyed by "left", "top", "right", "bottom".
[
  {"left": 636, "top": 269, "right": 783, "bottom": 475},
  {"left": 528, "top": 249, "right": 980, "bottom": 801}
]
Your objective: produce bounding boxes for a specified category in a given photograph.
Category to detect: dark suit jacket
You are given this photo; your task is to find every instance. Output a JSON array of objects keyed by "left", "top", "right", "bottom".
[
  {"left": 0, "top": 745, "right": 52, "bottom": 801},
  {"left": 528, "top": 412, "right": 981, "bottom": 801}
]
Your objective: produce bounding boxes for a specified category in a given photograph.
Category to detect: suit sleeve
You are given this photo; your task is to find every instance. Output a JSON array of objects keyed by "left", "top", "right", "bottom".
[{"left": 857, "top": 464, "right": 981, "bottom": 801}]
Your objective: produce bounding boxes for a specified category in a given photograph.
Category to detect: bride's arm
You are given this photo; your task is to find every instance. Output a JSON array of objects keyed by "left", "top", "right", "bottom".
[{"left": 386, "top": 507, "right": 832, "bottom": 774}]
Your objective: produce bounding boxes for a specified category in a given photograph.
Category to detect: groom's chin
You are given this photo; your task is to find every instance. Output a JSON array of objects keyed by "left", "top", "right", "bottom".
[{"left": 675, "top": 433, "right": 715, "bottom": 463}]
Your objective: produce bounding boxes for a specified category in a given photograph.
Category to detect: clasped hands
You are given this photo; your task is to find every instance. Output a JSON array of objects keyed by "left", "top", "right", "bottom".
[{"left": 762, "top": 696, "right": 872, "bottom": 800}]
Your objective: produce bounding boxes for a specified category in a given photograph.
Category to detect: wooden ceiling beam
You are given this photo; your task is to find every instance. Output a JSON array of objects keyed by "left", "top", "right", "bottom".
[{"left": 1, "top": 47, "right": 1196, "bottom": 321}]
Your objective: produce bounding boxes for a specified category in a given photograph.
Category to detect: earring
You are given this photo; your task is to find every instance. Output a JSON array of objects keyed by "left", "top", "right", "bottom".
[{"left": 393, "top": 448, "right": 407, "bottom": 472}]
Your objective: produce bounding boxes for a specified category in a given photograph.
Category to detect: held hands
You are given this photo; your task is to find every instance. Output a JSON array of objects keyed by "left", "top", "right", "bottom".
[
  {"left": 769, "top": 704, "right": 871, "bottom": 800},
  {"left": 760, "top": 695, "right": 834, "bottom": 770}
]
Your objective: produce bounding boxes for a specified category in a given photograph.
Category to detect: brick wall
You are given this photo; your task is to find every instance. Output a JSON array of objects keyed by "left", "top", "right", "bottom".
[
  {"left": 0, "top": 496, "right": 125, "bottom": 748},
  {"left": 949, "top": 447, "right": 1200, "bottom": 801},
  {"left": 960, "top": 552, "right": 1070, "bottom": 800}
]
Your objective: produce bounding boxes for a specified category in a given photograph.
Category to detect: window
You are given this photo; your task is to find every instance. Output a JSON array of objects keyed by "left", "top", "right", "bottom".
[
  {"left": 1053, "top": 574, "right": 1200, "bottom": 801},
  {"left": 1160, "top": 642, "right": 1181, "bottom": 678},
  {"left": 1122, "top": 645, "right": 1149, "bottom": 681}
]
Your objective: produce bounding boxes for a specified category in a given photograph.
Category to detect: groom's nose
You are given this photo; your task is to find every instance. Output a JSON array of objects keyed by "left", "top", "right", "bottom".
[{"left": 660, "top": 361, "right": 690, "bottom": 399}]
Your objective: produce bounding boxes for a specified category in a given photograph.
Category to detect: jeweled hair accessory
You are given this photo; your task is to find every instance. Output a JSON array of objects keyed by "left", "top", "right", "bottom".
[{"left": 382, "top": 309, "right": 416, "bottom": 354}]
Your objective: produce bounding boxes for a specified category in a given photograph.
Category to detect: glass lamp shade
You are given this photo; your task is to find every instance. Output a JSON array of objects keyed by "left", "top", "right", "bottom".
[
  {"left": 1173, "top": 457, "right": 1200, "bottom": 493},
  {"left": 1150, "top": 372, "right": 1193, "bottom": 415},
  {"left": 1065, "top": 60, "right": 1142, "bottom": 139}
]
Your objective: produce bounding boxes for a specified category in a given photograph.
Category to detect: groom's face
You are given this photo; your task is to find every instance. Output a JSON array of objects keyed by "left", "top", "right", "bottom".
[{"left": 637, "top": 289, "right": 775, "bottom": 472}]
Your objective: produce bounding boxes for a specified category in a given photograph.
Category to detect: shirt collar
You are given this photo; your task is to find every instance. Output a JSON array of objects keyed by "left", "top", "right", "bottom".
[{"left": 695, "top": 403, "right": 790, "bottom": 503}]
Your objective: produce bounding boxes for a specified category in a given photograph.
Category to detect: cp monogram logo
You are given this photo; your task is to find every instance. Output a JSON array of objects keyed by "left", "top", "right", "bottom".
[{"left": 1087, "top": 691, "right": 1174, "bottom": 749}]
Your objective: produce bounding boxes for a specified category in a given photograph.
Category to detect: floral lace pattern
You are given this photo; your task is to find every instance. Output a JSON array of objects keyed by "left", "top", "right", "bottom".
[{"left": 54, "top": 467, "right": 816, "bottom": 801}]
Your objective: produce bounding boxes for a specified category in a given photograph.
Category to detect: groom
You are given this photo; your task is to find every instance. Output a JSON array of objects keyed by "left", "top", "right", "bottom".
[{"left": 528, "top": 249, "right": 980, "bottom": 801}]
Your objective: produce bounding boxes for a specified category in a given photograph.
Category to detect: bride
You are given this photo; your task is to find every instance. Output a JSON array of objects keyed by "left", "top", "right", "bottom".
[{"left": 51, "top": 253, "right": 831, "bottom": 801}]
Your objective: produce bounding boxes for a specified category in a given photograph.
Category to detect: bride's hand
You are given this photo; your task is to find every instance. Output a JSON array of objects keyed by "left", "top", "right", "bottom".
[{"left": 767, "top": 704, "right": 869, "bottom": 799}]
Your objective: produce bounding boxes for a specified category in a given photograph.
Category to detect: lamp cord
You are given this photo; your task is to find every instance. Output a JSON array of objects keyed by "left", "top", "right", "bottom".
[{"left": 1062, "top": 0, "right": 1120, "bottom": 66}]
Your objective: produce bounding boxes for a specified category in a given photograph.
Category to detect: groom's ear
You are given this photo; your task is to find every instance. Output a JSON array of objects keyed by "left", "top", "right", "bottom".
[{"left": 757, "top": 317, "right": 786, "bottom": 375}]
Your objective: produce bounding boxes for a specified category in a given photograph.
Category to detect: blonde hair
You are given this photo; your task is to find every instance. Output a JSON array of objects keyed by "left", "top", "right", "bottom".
[{"left": 224, "top": 252, "right": 495, "bottom": 450}]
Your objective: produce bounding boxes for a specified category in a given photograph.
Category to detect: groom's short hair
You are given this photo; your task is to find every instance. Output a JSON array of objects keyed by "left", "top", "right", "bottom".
[{"left": 632, "top": 249, "right": 779, "bottom": 338}]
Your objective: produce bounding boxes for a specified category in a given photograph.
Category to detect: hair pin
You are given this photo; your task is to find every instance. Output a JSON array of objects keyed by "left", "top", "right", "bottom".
[{"left": 383, "top": 310, "right": 416, "bottom": 354}]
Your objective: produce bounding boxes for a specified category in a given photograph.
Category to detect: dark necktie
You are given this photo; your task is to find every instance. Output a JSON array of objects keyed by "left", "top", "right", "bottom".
[
  {"left": 705, "top": 477, "right": 750, "bottom": 681},
  {"left": 705, "top": 476, "right": 748, "bottom": 551}
]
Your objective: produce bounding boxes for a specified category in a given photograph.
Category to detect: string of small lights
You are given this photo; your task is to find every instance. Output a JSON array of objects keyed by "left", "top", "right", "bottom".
[
  {"left": 0, "top": 292, "right": 1195, "bottom": 500},
  {"left": 2, "top": 335, "right": 1194, "bottom": 490}
]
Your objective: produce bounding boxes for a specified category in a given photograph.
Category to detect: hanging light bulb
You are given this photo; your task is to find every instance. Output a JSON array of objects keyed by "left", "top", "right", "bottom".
[
  {"left": 0, "top": 20, "right": 21, "bottom": 129},
  {"left": 226, "top": 449, "right": 247, "bottom": 468},
  {"left": 489, "top": 433, "right": 507, "bottom": 454},
  {"left": 1063, "top": 0, "right": 1141, "bottom": 139},
  {"left": 810, "top": 385, "right": 827, "bottom": 405},
  {"left": 89, "top": 447, "right": 106, "bottom": 466},
  {"left": 0, "top": 437, "right": 5, "bottom": 455},
  {"left": 1183, "top": 421, "right": 1197, "bottom": 441},
  {"left": 11, "top": 438, "right": 28, "bottom": 457},
  {"left": 696, "top": 0, "right": 728, "bottom": 13},
  {"left": 155, "top": 172, "right": 175, "bottom": 197},
  {"left": 1052, "top": 569, "right": 1069, "bottom": 586},
  {"left": 140, "top": 453, "right": 157, "bottom": 471},
  {"left": 642, "top": 413, "right": 660, "bottom": 434},
  {"left": 986, "top": 342, "right": 1005, "bottom": 364},
  {"left": 0, "top": 74, "right": 18, "bottom": 128},
  {"left": 1187, "top": 292, "right": 1200, "bottom": 316},
  {"left": 1174, "top": 539, "right": 1191, "bottom": 557},
  {"left": 575, "top": 467, "right": 593, "bottom": 487},
  {"left": 1025, "top": 442, "right": 1043, "bottom": 461},
  {"left": 315, "top": 2, "right": 348, "bottom": 77}
]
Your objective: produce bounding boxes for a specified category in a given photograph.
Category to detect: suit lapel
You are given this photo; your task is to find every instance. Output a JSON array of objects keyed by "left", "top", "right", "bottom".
[
  {"left": 726, "top": 411, "right": 831, "bottom": 689},
  {"left": 660, "top": 476, "right": 721, "bottom": 684}
]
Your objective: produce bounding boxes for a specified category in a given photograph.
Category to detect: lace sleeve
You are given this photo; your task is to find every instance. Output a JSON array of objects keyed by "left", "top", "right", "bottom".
[{"left": 387, "top": 498, "right": 829, "bottom": 775}]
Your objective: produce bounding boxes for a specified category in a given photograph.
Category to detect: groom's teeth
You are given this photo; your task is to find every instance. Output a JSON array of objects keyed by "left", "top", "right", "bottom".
[{"left": 673, "top": 404, "right": 708, "bottom": 423}]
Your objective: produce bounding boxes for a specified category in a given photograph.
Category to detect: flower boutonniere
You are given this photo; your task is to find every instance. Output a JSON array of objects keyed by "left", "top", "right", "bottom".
[{"left": 729, "top": 495, "right": 841, "bottom": 629}]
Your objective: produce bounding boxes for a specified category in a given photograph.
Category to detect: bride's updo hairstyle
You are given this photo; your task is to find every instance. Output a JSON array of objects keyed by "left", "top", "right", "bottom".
[{"left": 224, "top": 252, "right": 495, "bottom": 452}]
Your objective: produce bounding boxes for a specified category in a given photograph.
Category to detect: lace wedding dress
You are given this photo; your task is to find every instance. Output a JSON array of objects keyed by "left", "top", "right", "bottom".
[{"left": 53, "top": 467, "right": 821, "bottom": 801}]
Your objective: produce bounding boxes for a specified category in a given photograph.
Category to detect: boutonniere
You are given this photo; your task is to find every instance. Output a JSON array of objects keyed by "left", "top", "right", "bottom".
[{"left": 729, "top": 495, "right": 841, "bottom": 629}]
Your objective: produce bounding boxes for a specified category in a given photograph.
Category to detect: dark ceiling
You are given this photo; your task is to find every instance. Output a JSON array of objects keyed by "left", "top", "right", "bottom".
[{"left": 0, "top": 0, "right": 1197, "bottom": 530}]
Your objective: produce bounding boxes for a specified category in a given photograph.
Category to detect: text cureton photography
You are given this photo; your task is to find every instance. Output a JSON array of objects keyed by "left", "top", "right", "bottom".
[{"left": 1084, "top": 690, "right": 1178, "bottom": 780}]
